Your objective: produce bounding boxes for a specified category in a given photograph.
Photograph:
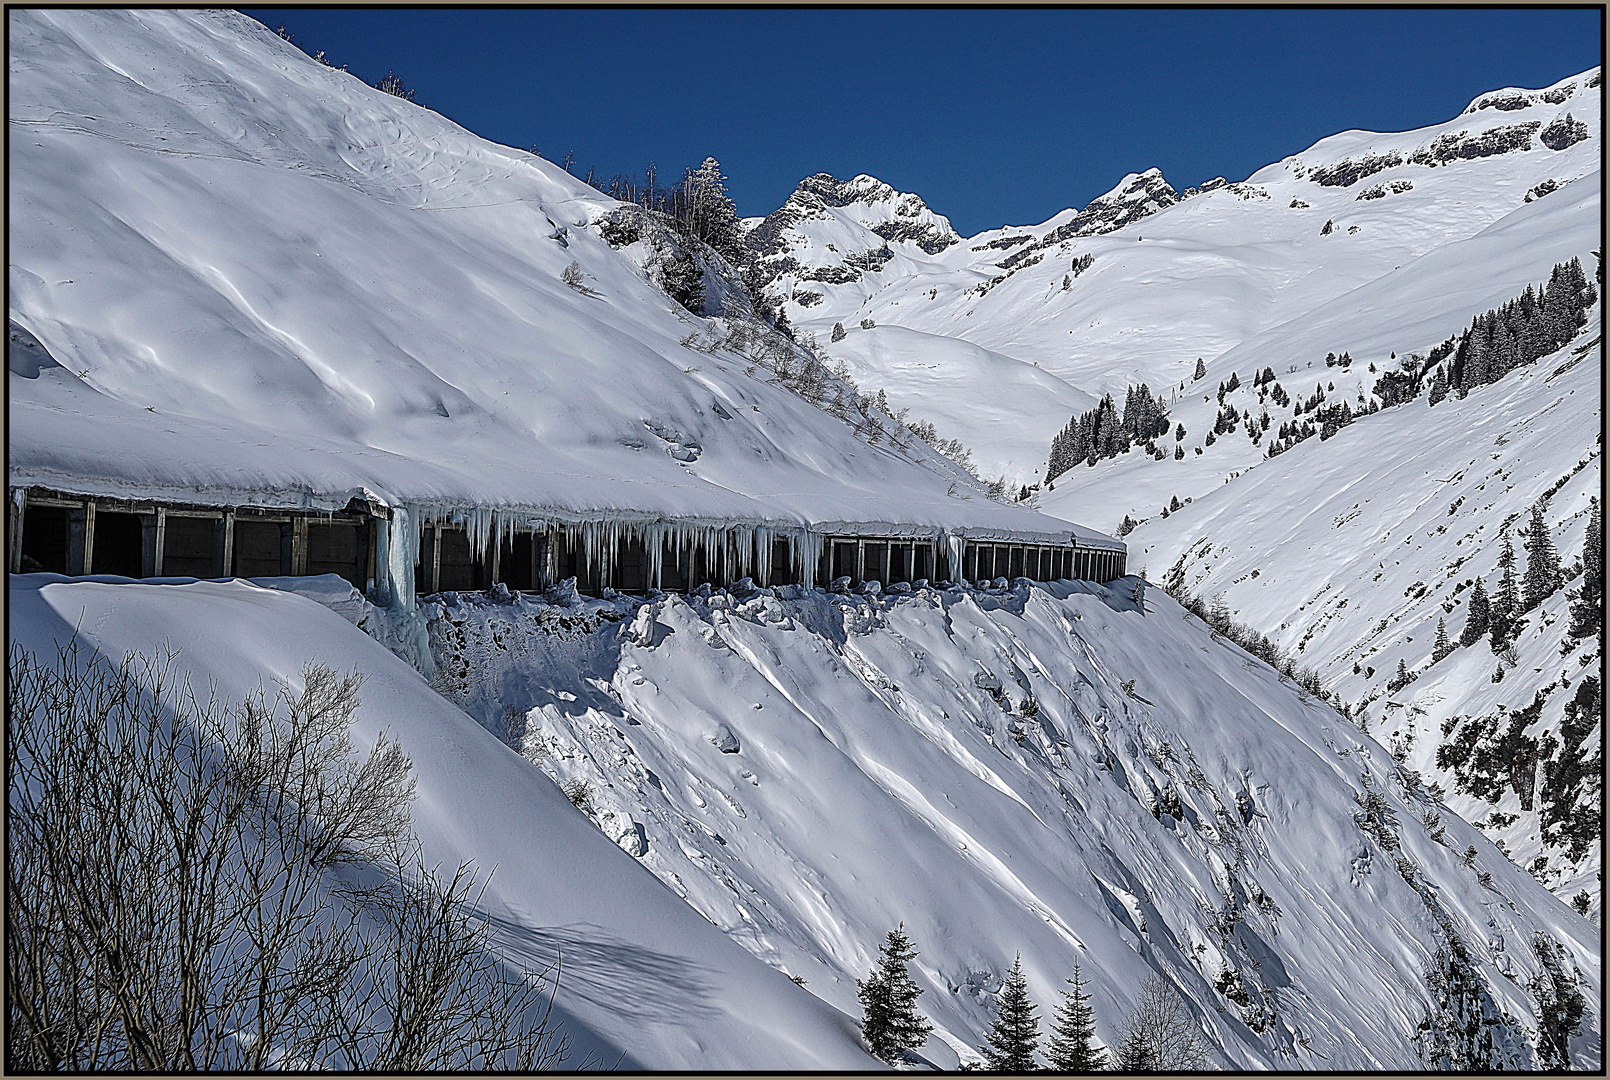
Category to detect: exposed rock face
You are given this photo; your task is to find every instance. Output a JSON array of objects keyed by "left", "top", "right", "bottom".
[
  {"left": 979, "top": 169, "right": 1180, "bottom": 283},
  {"left": 743, "top": 173, "right": 961, "bottom": 295}
]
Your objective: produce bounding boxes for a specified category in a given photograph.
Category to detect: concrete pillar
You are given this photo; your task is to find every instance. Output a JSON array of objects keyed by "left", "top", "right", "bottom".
[
  {"left": 430, "top": 523, "right": 442, "bottom": 594},
  {"left": 66, "top": 502, "right": 88, "bottom": 576},
  {"left": 152, "top": 508, "right": 167, "bottom": 577},
  {"left": 290, "top": 517, "right": 309, "bottom": 576},
  {"left": 7, "top": 489, "right": 24, "bottom": 574},
  {"left": 81, "top": 501, "right": 97, "bottom": 575},
  {"left": 364, "top": 517, "right": 377, "bottom": 592},
  {"left": 221, "top": 511, "right": 235, "bottom": 577}
]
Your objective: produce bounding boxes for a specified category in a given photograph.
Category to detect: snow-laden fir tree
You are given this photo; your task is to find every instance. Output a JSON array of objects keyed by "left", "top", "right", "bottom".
[
  {"left": 1046, "top": 963, "right": 1106, "bottom": 1072},
  {"left": 1193, "top": 357, "right": 1207, "bottom": 381},
  {"left": 979, "top": 954, "right": 1040, "bottom": 1072},
  {"left": 672, "top": 157, "right": 743, "bottom": 262},
  {"left": 1521, "top": 503, "right": 1562, "bottom": 612},
  {"left": 1528, "top": 932, "right": 1586, "bottom": 1070},
  {"left": 830, "top": 321, "right": 846, "bottom": 343},
  {"left": 1489, "top": 536, "right": 1520, "bottom": 648},
  {"left": 1389, "top": 657, "right": 1413, "bottom": 694},
  {"left": 1432, "top": 618, "right": 1454, "bottom": 664},
  {"left": 1541, "top": 676, "right": 1602, "bottom": 861},
  {"left": 1461, "top": 577, "right": 1491, "bottom": 647},
  {"left": 1567, "top": 496, "right": 1602, "bottom": 639},
  {"left": 856, "top": 923, "right": 932, "bottom": 1064}
]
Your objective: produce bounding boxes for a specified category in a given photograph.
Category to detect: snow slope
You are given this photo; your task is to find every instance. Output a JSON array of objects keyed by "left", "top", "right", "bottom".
[
  {"left": 412, "top": 575, "right": 1599, "bottom": 1070},
  {"left": 5, "top": 8, "right": 1088, "bottom": 544},
  {"left": 742, "top": 65, "right": 1602, "bottom": 900},
  {"left": 7, "top": 574, "right": 879, "bottom": 1070},
  {"left": 823, "top": 324, "right": 1096, "bottom": 485},
  {"left": 1123, "top": 320, "right": 1604, "bottom": 903}
]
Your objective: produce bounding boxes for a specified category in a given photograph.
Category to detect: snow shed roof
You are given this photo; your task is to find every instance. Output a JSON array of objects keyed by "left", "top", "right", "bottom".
[{"left": 6, "top": 9, "right": 1121, "bottom": 554}]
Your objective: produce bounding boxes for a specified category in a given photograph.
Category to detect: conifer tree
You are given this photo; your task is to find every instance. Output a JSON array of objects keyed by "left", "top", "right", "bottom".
[
  {"left": 1567, "top": 497, "right": 1602, "bottom": 639},
  {"left": 1489, "top": 536, "right": 1520, "bottom": 647},
  {"left": 831, "top": 321, "right": 847, "bottom": 343},
  {"left": 1521, "top": 504, "right": 1563, "bottom": 612},
  {"left": 980, "top": 955, "right": 1040, "bottom": 1073},
  {"left": 1047, "top": 963, "right": 1106, "bottom": 1072},
  {"left": 1461, "top": 578, "right": 1491, "bottom": 647},
  {"left": 1427, "top": 365, "right": 1449, "bottom": 406},
  {"left": 1529, "top": 931, "right": 1586, "bottom": 1071},
  {"left": 673, "top": 156, "right": 744, "bottom": 262},
  {"left": 857, "top": 924, "right": 933, "bottom": 1063},
  {"left": 1414, "top": 931, "right": 1529, "bottom": 1070},
  {"left": 1193, "top": 357, "right": 1207, "bottom": 381},
  {"left": 1432, "top": 618, "right": 1454, "bottom": 663}
]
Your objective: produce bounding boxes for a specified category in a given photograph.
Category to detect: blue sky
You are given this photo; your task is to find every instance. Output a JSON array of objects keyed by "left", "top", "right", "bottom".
[{"left": 243, "top": 7, "right": 1601, "bottom": 236}]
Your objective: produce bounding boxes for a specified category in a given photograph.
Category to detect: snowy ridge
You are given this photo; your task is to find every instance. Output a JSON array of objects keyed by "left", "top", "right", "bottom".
[
  {"left": 407, "top": 575, "right": 1599, "bottom": 1069},
  {"left": 754, "top": 67, "right": 1597, "bottom": 486},
  {"left": 6, "top": 9, "right": 1095, "bottom": 547}
]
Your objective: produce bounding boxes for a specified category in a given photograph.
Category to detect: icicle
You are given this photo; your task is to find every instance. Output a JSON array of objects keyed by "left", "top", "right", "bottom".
[
  {"left": 945, "top": 531, "right": 966, "bottom": 584},
  {"left": 800, "top": 528, "right": 822, "bottom": 589}
]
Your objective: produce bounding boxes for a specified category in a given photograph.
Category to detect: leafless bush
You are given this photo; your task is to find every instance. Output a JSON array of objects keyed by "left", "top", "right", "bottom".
[
  {"left": 561, "top": 777, "right": 595, "bottom": 815},
  {"left": 7, "top": 642, "right": 569, "bottom": 1070},
  {"left": 375, "top": 71, "right": 415, "bottom": 102},
  {"left": 1112, "top": 974, "right": 1213, "bottom": 1071}
]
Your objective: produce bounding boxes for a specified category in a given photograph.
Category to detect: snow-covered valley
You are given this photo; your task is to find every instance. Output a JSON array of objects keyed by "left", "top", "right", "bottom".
[{"left": 7, "top": 7, "right": 1602, "bottom": 1071}]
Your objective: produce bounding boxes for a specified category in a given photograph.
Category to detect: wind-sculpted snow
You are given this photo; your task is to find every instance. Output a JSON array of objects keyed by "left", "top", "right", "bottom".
[
  {"left": 8, "top": 575, "right": 880, "bottom": 1070},
  {"left": 410, "top": 577, "right": 1599, "bottom": 1069}
]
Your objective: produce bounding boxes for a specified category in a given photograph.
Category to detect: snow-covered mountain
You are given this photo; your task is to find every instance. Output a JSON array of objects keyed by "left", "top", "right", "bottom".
[
  {"left": 6, "top": 8, "right": 1601, "bottom": 1070},
  {"left": 751, "top": 69, "right": 1603, "bottom": 902},
  {"left": 755, "top": 71, "right": 1599, "bottom": 488},
  {"left": 7, "top": 575, "right": 879, "bottom": 1070}
]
